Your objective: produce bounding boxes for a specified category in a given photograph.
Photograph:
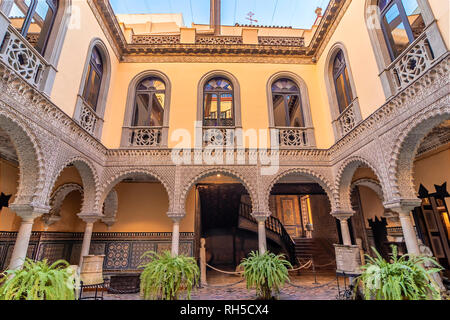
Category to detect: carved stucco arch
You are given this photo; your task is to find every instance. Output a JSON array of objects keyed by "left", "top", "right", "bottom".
[
  {"left": 351, "top": 178, "right": 384, "bottom": 202},
  {"left": 102, "top": 189, "right": 118, "bottom": 227},
  {"left": 179, "top": 167, "right": 257, "bottom": 214},
  {"left": 388, "top": 105, "right": 450, "bottom": 201},
  {"left": 43, "top": 183, "right": 83, "bottom": 225},
  {"left": 0, "top": 110, "right": 46, "bottom": 208},
  {"left": 100, "top": 168, "right": 173, "bottom": 213},
  {"left": 265, "top": 168, "right": 336, "bottom": 213},
  {"left": 48, "top": 156, "right": 100, "bottom": 214},
  {"left": 335, "top": 156, "right": 388, "bottom": 211}
]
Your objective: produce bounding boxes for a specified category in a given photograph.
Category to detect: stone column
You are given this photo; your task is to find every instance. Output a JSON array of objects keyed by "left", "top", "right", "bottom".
[
  {"left": 385, "top": 200, "right": 422, "bottom": 255},
  {"left": 332, "top": 211, "right": 354, "bottom": 246},
  {"left": 252, "top": 213, "right": 270, "bottom": 255},
  {"left": 168, "top": 213, "right": 185, "bottom": 256},
  {"left": 78, "top": 215, "right": 99, "bottom": 267},
  {"left": 8, "top": 204, "right": 48, "bottom": 270}
]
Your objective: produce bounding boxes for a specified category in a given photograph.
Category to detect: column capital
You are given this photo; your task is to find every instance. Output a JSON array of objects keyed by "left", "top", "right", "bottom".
[
  {"left": 384, "top": 199, "right": 422, "bottom": 216},
  {"left": 167, "top": 212, "right": 185, "bottom": 222},
  {"left": 10, "top": 203, "right": 50, "bottom": 221},
  {"left": 251, "top": 212, "right": 271, "bottom": 222},
  {"left": 78, "top": 213, "right": 101, "bottom": 224},
  {"left": 331, "top": 210, "right": 354, "bottom": 221}
]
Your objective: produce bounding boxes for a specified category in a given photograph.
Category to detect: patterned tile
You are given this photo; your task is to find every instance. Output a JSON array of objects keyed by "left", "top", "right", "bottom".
[
  {"left": 105, "top": 242, "right": 131, "bottom": 270},
  {"left": 131, "top": 242, "right": 156, "bottom": 269},
  {"left": 156, "top": 242, "right": 171, "bottom": 254}
]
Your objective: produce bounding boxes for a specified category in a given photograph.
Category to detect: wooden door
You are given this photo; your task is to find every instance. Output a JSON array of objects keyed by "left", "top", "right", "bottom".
[{"left": 275, "top": 195, "right": 303, "bottom": 238}]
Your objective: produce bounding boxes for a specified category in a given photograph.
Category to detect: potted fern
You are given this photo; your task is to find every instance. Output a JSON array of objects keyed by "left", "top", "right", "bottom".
[
  {"left": 0, "top": 258, "right": 76, "bottom": 300},
  {"left": 356, "top": 246, "right": 443, "bottom": 300},
  {"left": 139, "top": 251, "right": 199, "bottom": 300},
  {"left": 239, "top": 251, "right": 292, "bottom": 300}
]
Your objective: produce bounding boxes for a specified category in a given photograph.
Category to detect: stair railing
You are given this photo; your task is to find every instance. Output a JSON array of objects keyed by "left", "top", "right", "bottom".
[{"left": 239, "top": 202, "right": 296, "bottom": 264}]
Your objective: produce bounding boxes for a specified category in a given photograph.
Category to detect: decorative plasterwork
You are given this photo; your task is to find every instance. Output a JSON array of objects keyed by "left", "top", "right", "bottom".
[{"left": 88, "top": 0, "right": 349, "bottom": 64}]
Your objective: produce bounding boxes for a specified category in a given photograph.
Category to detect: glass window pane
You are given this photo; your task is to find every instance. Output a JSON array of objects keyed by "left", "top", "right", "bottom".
[
  {"left": 205, "top": 78, "right": 233, "bottom": 91},
  {"left": 204, "top": 93, "right": 218, "bottom": 126},
  {"left": 220, "top": 93, "right": 233, "bottom": 126},
  {"left": 150, "top": 93, "right": 164, "bottom": 126},
  {"left": 86, "top": 71, "right": 101, "bottom": 110},
  {"left": 9, "top": 0, "right": 32, "bottom": 34},
  {"left": 138, "top": 77, "right": 165, "bottom": 91},
  {"left": 287, "top": 95, "right": 304, "bottom": 128},
  {"left": 273, "top": 94, "right": 287, "bottom": 127},
  {"left": 402, "top": 0, "right": 425, "bottom": 38},
  {"left": 335, "top": 74, "right": 349, "bottom": 113},
  {"left": 133, "top": 93, "right": 151, "bottom": 126},
  {"left": 32, "top": 1, "right": 55, "bottom": 53},
  {"left": 272, "top": 79, "right": 299, "bottom": 93}
]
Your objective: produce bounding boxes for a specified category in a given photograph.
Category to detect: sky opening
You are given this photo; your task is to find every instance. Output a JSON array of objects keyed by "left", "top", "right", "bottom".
[{"left": 110, "top": 0, "right": 331, "bottom": 29}]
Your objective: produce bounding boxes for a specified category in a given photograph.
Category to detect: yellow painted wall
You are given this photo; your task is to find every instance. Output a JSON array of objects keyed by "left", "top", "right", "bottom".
[
  {"left": 47, "top": 0, "right": 449, "bottom": 151},
  {"left": 317, "top": 0, "right": 386, "bottom": 123},
  {"left": 429, "top": 0, "right": 450, "bottom": 49},
  {"left": 413, "top": 145, "right": 450, "bottom": 194},
  {"left": 50, "top": 0, "right": 120, "bottom": 117},
  {"left": 101, "top": 62, "right": 335, "bottom": 149},
  {"left": 0, "top": 159, "right": 20, "bottom": 231}
]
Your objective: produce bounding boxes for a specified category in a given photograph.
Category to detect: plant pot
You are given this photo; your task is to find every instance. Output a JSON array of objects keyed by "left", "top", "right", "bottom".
[{"left": 80, "top": 255, "right": 105, "bottom": 285}]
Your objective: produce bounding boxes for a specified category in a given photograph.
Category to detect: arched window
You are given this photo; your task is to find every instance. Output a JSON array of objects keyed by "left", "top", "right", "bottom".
[
  {"left": 203, "top": 77, "right": 234, "bottom": 127},
  {"left": 132, "top": 77, "right": 166, "bottom": 127},
  {"left": 121, "top": 71, "right": 171, "bottom": 148},
  {"left": 82, "top": 47, "right": 103, "bottom": 112},
  {"left": 271, "top": 78, "right": 305, "bottom": 128},
  {"left": 7, "top": 0, "right": 58, "bottom": 54},
  {"left": 333, "top": 50, "right": 354, "bottom": 114},
  {"left": 379, "top": 0, "right": 425, "bottom": 60},
  {"left": 74, "top": 40, "right": 111, "bottom": 138}
]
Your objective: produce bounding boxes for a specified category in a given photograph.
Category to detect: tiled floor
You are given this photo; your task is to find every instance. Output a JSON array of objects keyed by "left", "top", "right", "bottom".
[{"left": 103, "top": 271, "right": 341, "bottom": 301}]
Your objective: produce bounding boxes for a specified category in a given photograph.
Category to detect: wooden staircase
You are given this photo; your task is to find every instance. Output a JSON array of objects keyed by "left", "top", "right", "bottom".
[{"left": 294, "top": 238, "right": 336, "bottom": 270}]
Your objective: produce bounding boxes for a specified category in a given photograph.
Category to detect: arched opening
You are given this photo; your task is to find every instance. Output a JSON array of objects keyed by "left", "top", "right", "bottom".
[
  {"left": 324, "top": 44, "right": 361, "bottom": 140},
  {"left": 197, "top": 71, "right": 242, "bottom": 148},
  {"left": 269, "top": 171, "right": 338, "bottom": 271},
  {"left": 348, "top": 167, "right": 405, "bottom": 260},
  {"left": 267, "top": 72, "right": 316, "bottom": 148},
  {"left": 184, "top": 171, "right": 271, "bottom": 284},
  {"left": 121, "top": 70, "right": 171, "bottom": 148},
  {"left": 74, "top": 39, "right": 112, "bottom": 138},
  {"left": 409, "top": 119, "right": 450, "bottom": 276}
]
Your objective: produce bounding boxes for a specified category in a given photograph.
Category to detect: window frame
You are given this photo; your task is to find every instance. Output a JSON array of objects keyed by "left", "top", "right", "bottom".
[
  {"left": 82, "top": 47, "right": 104, "bottom": 111},
  {"left": 379, "top": 0, "right": 422, "bottom": 60},
  {"left": 203, "top": 77, "right": 235, "bottom": 127},
  {"left": 271, "top": 79, "right": 304, "bottom": 128},
  {"left": 132, "top": 77, "right": 166, "bottom": 128},
  {"left": 10, "top": 0, "right": 58, "bottom": 54},
  {"left": 332, "top": 51, "right": 354, "bottom": 114}
]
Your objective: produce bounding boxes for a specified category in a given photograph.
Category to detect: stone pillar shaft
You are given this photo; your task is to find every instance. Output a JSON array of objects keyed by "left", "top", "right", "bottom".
[
  {"left": 79, "top": 222, "right": 94, "bottom": 267},
  {"left": 171, "top": 220, "right": 181, "bottom": 256},
  {"left": 258, "top": 220, "right": 267, "bottom": 254},
  {"left": 9, "top": 218, "right": 34, "bottom": 270},
  {"left": 399, "top": 213, "right": 420, "bottom": 255},
  {"left": 340, "top": 219, "right": 352, "bottom": 246}
]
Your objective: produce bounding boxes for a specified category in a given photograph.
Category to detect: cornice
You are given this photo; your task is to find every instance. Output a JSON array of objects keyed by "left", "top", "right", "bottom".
[{"left": 89, "top": 0, "right": 349, "bottom": 64}]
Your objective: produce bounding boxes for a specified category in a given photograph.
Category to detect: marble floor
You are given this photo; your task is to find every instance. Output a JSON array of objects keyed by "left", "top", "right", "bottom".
[{"left": 103, "top": 271, "right": 342, "bottom": 301}]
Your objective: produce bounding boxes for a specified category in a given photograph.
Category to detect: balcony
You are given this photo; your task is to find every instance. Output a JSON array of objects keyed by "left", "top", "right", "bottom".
[
  {"left": 387, "top": 31, "right": 438, "bottom": 94},
  {"left": 277, "top": 127, "right": 310, "bottom": 148},
  {"left": 122, "top": 127, "right": 163, "bottom": 148},
  {"left": 0, "top": 12, "right": 49, "bottom": 90},
  {"left": 334, "top": 101, "right": 360, "bottom": 138}
]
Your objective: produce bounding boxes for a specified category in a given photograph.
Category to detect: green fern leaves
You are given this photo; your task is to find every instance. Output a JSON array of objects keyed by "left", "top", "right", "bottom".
[
  {"left": 0, "top": 259, "right": 76, "bottom": 300},
  {"left": 239, "top": 251, "right": 292, "bottom": 300},
  {"left": 139, "top": 251, "right": 199, "bottom": 300}
]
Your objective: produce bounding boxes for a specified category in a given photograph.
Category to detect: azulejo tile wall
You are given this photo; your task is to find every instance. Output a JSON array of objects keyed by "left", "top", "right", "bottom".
[{"left": 0, "top": 232, "right": 194, "bottom": 272}]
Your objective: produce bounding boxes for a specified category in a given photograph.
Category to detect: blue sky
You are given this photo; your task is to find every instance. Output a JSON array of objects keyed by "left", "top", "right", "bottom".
[{"left": 110, "top": 0, "right": 331, "bottom": 29}]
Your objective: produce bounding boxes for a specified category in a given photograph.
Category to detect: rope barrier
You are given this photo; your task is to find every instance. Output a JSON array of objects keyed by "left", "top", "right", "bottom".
[
  {"left": 206, "top": 264, "right": 243, "bottom": 276},
  {"left": 288, "top": 260, "right": 313, "bottom": 272},
  {"left": 312, "top": 260, "right": 336, "bottom": 268},
  {"left": 287, "top": 278, "right": 337, "bottom": 290},
  {"left": 203, "top": 279, "right": 245, "bottom": 288}
]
